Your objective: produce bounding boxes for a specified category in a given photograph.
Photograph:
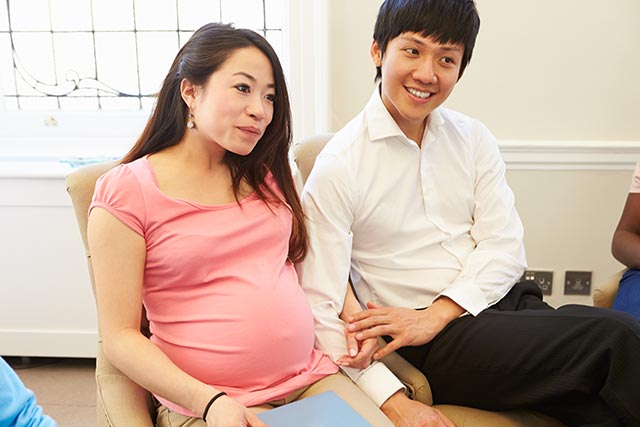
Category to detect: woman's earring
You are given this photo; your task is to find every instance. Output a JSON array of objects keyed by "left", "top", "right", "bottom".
[{"left": 187, "top": 112, "right": 195, "bottom": 129}]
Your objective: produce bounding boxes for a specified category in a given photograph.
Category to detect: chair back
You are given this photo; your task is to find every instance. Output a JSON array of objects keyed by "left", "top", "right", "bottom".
[
  {"left": 66, "top": 161, "right": 117, "bottom": 295},
  {"left": 292, "top": 133, "right": 335, "bottom": 183},
  {"left": 66, "top": 161, "right": 155, "bottom": 427}
]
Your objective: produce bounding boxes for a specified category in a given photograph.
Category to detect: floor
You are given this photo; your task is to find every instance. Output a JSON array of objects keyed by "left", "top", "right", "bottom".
[{"left": 7, "top": 357, "right": 97, "bottom": 427}]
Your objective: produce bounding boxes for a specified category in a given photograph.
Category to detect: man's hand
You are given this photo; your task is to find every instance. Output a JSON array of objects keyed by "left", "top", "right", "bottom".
[
  {"left": 381, "top": 391, "right": 455, "bottom": 427},
  {"left": 347, "top": 298, "right": 465, "bottom": 359}
]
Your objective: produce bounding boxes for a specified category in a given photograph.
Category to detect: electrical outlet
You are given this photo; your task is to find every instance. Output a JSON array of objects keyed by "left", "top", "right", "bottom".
[
  {"left": 564, "top": 271, "right": 592, "bottom": 295},
  {"left": 522, "top": 270, "right": 553, "bottom": 295}
]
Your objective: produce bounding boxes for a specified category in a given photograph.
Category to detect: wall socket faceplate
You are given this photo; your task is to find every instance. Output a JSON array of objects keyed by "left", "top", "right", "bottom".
[
  {"left": 522, "top": 270, "right": 553, "bottom": 295},
  {"left": 564, "top": 271, "right": 592, "bottom": 295}
]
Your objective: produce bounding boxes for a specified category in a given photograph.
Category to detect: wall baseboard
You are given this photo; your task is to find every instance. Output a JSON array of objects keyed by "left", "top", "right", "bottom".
[
  {"left": 499, "top": 140, "right": 640, "bottom": 170},
  {"left": 0, "top": 330, "right": 97, "bottom": 358}
]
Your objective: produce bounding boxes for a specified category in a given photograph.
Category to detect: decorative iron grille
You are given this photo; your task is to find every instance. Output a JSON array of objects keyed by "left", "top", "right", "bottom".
[{"left": 0, "top": 0, "right": 284, "bottom": 110}]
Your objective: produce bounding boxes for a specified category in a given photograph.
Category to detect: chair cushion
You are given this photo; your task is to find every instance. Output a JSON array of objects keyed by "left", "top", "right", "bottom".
[
  {"left": 436, "top": 404, "right": 564, "bottom": 427},
  {"left": 593, "top": 269, "right": 626, "bottom": 308}
]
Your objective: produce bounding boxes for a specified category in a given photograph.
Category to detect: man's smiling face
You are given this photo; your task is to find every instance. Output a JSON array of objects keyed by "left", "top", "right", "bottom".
[{"left": 372, "top": 32, "right": 463, "bottom": 142}]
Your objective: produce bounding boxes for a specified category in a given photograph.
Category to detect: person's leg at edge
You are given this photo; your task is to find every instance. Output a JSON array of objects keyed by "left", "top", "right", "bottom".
[{"left": 396, "top": 281, "right": 640, "bottom": 427}]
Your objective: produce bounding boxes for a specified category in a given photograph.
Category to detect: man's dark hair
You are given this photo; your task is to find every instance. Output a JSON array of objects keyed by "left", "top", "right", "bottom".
[{"left": 373, "top": 0, "right": 480, "bottom": 80}]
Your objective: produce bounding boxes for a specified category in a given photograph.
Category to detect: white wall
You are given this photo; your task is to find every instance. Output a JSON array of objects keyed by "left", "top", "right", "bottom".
[
  {"left": 328, "top": 0, "right": 640, "bottom": 140},
  {"left": 508, "top": 169, "right": 630, "bottom": 306},
  {"left": 449, "top": 0, "right": 640, "bottom": 141},
  {"left": 326, "top": 0, "right": 640, "bottom": 305}
]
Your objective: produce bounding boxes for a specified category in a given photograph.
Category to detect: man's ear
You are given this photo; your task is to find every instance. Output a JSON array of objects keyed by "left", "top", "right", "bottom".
[
  {"left": 180, "top": 78, "right": 198, "bottom": 109},
  {"left": 370, "top": 40, "right": 382, "bottom": 67}
]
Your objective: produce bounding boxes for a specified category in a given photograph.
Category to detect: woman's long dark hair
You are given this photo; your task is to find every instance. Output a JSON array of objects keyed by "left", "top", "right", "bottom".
[{"left": 121, "top": 23, "right": 307, "bottom": 263}]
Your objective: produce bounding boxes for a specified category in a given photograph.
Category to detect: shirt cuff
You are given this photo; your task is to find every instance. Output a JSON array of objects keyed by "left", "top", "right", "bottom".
[
  {"left": 342, "top": 361, "right": 405, "bottom": 407},
  {"left": 439, "top": 278, "right": 489, "bottom": 316}
]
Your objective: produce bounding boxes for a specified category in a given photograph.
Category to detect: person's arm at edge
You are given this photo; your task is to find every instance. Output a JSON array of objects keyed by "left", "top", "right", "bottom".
[
  {"left": 612, "top": 192, "right": 640, "bottom": 269},
  {"left": 0, "top": 357, "right": 57, "bottom": 427}
]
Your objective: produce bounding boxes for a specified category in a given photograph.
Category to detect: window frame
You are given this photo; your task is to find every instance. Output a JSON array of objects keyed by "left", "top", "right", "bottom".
[{"left": 0, "top": 0, "right": 330, "bottom": 157}]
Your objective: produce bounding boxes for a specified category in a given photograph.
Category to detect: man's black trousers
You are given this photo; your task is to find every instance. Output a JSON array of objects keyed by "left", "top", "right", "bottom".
[{"left": 395, "top": 281, "right": 640, "bottom": 427}]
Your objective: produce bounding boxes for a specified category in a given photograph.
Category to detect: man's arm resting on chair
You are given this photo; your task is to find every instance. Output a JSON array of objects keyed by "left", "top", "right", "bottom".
[
  {"left": 339, "top": 286, "right": 457, "bottom": 427},
  {"left": 381, "top": 391, "right": 455, "bottom": 427}
]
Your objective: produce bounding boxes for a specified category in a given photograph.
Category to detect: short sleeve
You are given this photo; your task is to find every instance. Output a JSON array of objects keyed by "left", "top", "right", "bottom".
[{"left": 89, "top": 164, "right": 146, "bottom": 236}]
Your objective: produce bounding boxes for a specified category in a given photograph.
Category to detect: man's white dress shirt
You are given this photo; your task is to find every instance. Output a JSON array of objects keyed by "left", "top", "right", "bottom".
[{"left": 297, "top": 88, "right": 527, "bottom": 406}]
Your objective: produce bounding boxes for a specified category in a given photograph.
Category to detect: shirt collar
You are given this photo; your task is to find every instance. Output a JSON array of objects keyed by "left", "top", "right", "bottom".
[{"left": 364, "top": 85, "right": 445, "bottom": 145}]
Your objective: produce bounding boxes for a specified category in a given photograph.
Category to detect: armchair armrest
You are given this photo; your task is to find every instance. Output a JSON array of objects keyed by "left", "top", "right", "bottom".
[
  {"left": 593, "top": 269, "right": 626, "bottom": 308},
  {"left": 95, "top": 341, "right": 155, "bottom": 427},
  {"left": 379, "top": 343, "right": 433, "bottom": 405}
]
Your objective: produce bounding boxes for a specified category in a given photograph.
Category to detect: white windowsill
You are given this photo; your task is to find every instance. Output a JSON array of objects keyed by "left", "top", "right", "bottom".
[{"left": 1, "top": 138, "right": 637, "bottom": 180}]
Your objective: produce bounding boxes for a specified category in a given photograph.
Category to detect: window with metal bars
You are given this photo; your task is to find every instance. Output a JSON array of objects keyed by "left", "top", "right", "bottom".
[{"left": 0, "top": 0, "right": 285, "bottom": 111}]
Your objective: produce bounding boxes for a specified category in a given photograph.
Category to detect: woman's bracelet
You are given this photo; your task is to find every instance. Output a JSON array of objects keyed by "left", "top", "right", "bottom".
[{"left": 202, "top": 391, "right": 227, "bottom": 422}]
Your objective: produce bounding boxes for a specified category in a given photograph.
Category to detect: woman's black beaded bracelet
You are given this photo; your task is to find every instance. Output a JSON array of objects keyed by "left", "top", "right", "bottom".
[{"left": 202, "top": 391, "right": 227, "bottom": 422}]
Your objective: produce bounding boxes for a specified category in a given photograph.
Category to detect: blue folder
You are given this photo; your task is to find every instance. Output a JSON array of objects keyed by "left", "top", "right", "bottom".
[{"left": 256, "top": 390, "right": 371, "bottom": 427}]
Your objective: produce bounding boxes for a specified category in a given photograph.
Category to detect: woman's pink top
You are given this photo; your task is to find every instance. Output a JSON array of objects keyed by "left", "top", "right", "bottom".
[
  {"left": 90, "top": 158, "right": 337, "bottom": 416},
  {"left": 630, "top": 161, "right": 640, "bottom": 193}
]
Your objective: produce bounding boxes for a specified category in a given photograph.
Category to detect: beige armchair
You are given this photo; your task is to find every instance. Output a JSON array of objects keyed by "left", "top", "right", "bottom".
[
  {"left": 66, "top": 161, "right": 155, "bottom": 427},
  {"left": 593, "top": 269, "right": 627, "bottom": 309},
  {"left": 293, "top": 134, "right": 564, "bottom": 427}
]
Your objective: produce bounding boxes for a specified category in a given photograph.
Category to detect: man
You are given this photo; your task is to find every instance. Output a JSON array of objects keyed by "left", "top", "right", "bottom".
[{"left": 298, "top": 1, "right": 640, "bottom": 426}]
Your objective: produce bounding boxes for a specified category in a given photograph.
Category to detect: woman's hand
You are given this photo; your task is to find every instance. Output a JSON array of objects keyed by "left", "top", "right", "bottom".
[
  {"left": 204, "top": 395, "right": 269, "bottom": 427},
  {"left": 338, "top": 282, "right": 379, "bottom": 368},
  {"left": 336, "top": 328, "right": 379, "bottom": 369}
]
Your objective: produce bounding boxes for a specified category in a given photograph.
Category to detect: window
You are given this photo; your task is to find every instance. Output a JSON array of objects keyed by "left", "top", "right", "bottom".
[
  {"left": 0, "top": 0, "right": 285, "bottom": 111},
  {"left": 0, "top": 0, "right": 329, "bottom": 156}
]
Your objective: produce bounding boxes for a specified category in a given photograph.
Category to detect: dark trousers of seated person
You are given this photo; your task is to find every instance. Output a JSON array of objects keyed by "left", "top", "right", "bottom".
[{"left": 394, "top": 281, "right": 640, "bottom": 427}]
